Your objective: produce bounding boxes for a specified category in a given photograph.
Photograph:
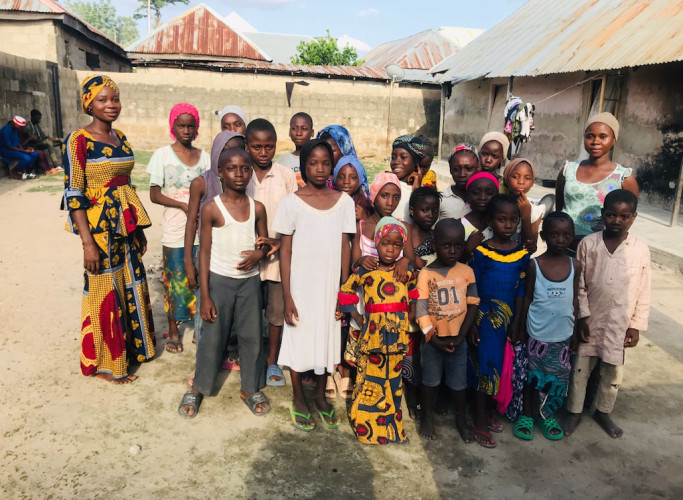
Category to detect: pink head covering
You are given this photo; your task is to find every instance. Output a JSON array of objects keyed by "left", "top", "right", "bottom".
[
  {"left": 369, "top": 171, "right": 401, "bottom": 203},
  {"left": 169, "top": 103, "right": 200, "bottom": 141},
  {"left": 466, "top": 171, "right": 500, "bottom": 191}
]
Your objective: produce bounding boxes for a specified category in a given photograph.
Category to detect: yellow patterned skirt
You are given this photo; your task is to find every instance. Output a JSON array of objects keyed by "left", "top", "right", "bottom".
[{"left": 80, "top": 230, "right": 155, "bottom": 378}]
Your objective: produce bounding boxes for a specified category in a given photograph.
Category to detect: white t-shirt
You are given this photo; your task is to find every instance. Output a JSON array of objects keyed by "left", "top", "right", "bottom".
[
  {"left": 439, "top": 185, "right": 471, "bottom": 220},
  {"left": 147, "top": 145, "right": 210, "bottom": 247}
]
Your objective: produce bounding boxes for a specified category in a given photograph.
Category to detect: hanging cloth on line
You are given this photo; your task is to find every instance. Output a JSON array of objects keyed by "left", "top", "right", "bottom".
[{"left": 503, "top": 95, "right": 535, "bottom": 159}]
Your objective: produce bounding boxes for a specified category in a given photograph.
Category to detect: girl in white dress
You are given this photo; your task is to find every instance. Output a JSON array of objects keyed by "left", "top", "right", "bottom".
[{"left": 273, "top": 139, "right": 356, "bottom": 431}]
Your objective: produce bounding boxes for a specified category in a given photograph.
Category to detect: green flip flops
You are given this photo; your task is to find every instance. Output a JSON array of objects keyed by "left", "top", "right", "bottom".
[{"left": 289, "top": 403, "right": 315, "bottom": 431}]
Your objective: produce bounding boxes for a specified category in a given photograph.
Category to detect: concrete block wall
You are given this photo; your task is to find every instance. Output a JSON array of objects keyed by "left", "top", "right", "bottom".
[
  {"left": 71, "top": 67, "right": 441, "bottom": 158},
  {"left": 0, "top": 52, "right": 53, "bottom": 131}
]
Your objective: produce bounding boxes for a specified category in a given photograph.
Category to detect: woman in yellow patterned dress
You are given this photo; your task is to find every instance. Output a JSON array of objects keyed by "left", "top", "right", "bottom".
[
  {"left": 62, "top": 75, "right": 155, "bottom": 383},
  {"left": 339, "top": 217, "right": 418, "bottom": 444}
]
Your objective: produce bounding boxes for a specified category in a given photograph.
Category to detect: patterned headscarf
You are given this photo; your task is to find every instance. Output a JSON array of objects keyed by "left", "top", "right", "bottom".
[
  {"left": 80, "top": 74, "right": 119, "bottom": 114},
  {"left": 374, "top": 216, "right": 408, "bottom": 247},
  {"left": 392, "top": 134, "right": 427, "bottom": 164},
  {"left": 200, "top": 131, "right": 244, "bottom": 211},
  {"left": 169, "top": 103, "right": 200, "bottom": 141},
  {"left": 369, "top": 171, "right": 401, "bottom": 203},
  {"left": 448, "top": 144, "right": 479, "bottom": 162},
  {"left": 466, "top": 171, "right": 500, "bottom": 191},
  {"left": 334, "top": 155, "right": 369, "bottom": 198},
  {"left": 219, "top": 105, "right": 248, "bottom": 125},
  {"left": 317, "top": 125, "right": 357, "bottom": 159},
  {"left": 503, "top": 158, "right": 536, "bottom": 189}
]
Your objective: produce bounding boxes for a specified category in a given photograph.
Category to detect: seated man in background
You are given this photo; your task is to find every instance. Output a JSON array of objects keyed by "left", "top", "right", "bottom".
[
  {"left": 0, "top": 116, "right": 39, "bottom": 180},
  {"left": 24, "top": 109, "right": 62, "bottom": 171}
]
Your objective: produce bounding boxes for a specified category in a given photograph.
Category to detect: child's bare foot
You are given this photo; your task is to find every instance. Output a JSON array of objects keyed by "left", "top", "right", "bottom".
[
  {"left": 165, "top": 319, "right": 183, "bottom": 353},
  {"left": 593, "top": 410, "right": 623, "bottom": 438},
  {"left": 419, "top": 413, "right": 436, "bottom": 440},
  {"left": 408, "top": 406, "right": 419, "bottom": 420},
  {"left": 95, "top": 373, "right": 137, "bottom": 384},
  {"left": 562, "top": 412, "right": 582, "bottom": 436},
  {"left": 456, "top": 414, "right": 474, "bottom": 443}
]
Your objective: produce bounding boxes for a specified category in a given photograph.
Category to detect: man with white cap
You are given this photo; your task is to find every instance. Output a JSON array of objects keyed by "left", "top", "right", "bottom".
[{"left": 0, "top": 116, "right": 39, "bottom": 179}]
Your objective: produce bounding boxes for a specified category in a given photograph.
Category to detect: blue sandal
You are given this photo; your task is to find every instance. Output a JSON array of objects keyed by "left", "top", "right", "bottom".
[{"left": 266, "top": 364, "right": 286, "bottom": 387}]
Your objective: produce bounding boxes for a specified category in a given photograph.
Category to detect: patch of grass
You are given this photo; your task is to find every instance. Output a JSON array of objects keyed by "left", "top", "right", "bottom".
[{"left": 364, "top": 160, "right": 389, "bottom": 182}]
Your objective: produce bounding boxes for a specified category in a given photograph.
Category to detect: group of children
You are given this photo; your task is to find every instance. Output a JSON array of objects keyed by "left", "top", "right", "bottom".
[{"left": 143, "top": 104, "right": 650, "bottom": 448}]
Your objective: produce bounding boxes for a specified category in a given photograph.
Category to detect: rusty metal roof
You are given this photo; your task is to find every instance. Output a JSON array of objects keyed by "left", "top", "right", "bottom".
[
  {"left": 434, "top": 0, "right": 683, "bottom": 83},
  {"left": 364, "top": 29, "right": 468, "bottom": 70},
  {"left": 127, "top": 3, "right": 269, "bottom": 61},
  {"left": 0, "top": 0, "right": 65, "bottom": 14}
]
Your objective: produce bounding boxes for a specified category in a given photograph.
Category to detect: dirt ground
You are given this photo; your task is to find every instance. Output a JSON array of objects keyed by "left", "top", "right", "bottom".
[{"left": 1, "top": 177, "right": 682, "bottom": 500}]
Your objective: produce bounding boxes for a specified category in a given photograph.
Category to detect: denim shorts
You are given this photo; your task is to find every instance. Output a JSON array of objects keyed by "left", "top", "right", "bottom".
[{"left": 420, "top": 338, "right": 468, "bottom": 390}]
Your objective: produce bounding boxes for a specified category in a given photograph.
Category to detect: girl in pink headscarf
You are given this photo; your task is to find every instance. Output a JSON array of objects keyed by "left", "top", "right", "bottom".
[{"left": 147, "top": 103, "right": 211, "bottom": 353}]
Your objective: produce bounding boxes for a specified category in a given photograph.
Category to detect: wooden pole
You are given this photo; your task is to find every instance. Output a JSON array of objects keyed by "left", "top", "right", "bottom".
[
  {"left": 670, "top": 154, "right": 683, "bottom": 227},
  {"left": 437, "top": 85, "right": 445, "bottom": 161},
  {"left": 147, "top": 0, "right": 151, "bottom": 33},
  {"left": 598, "top": 75, "right": 606, "bottom": 112},
  {"left": 385, "top": 79, "right": 395, "bottom": 159}
]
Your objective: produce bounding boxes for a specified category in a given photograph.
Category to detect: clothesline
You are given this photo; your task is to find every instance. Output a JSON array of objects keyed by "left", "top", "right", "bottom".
[{"left": 535, "top": 74, "right": 607, "bottom": 105}]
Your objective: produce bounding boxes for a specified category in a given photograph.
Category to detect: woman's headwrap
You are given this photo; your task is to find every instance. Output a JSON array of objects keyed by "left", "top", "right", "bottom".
[
  {"left": 169, "top": 103, "right": 200, "bottom": 141},
  {"left": 80, "top": 74, "right": 119, "bottom": 114},
  {"left": 334, "top": 155, "right": 369, "bottom": 198},
  {"left": 200, "top": 131, "right": 244, "bottom": 211},
  {"left": 448, "top": 143, "right": 479, "bottom": 162},
  {"left": 585, "top": 112, "right": 619, "bottom": 141},
  {"left": 219, "top": 105, "right": 248, "bottom": 125},
  {"left": 503, "top": 158, "right": 536, "bottom": 190},
  {"left": 317, "top": 125, "right": 357, "bottom": 158},
  {"left": 478, "top": 132, "right": 510, "bottom": 157},
  {"left": 369, "top": 171, "right": 401, "bottom": 203},
  {"left": 392, "top": 134, "right": 427, "bottom": 164},
  {"left": 374, "top": 216, "right": 408, "bottom": 247},
  {"left": 466, "top": 171, "right": 500, "bottom": 191}
]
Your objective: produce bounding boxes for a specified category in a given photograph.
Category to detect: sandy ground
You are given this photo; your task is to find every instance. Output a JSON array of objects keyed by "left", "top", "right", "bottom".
[{"left": 1, "top": 178, "right": 683, "bottom": 500}]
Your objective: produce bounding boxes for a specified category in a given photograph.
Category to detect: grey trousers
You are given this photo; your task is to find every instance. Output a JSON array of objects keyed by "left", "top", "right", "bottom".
[{"left": 193, "top": 273, "right": 265, "bottom": 396}]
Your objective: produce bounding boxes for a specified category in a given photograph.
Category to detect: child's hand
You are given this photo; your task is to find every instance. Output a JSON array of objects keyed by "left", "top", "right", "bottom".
[
  {"left": 393, "top": 257, "right": 409, "bottom": 281},
  {"left": 523, "top": 238, "right": 537, "bottom": 254},
  {"left": 466, "top": 231, "right": 485, "bottom": 255},
  {"left": 431, "top": 335, "right": 455, "bottom": 353},
  {"left": 509, "top": 324, "right": 526, "bottom": 345},
  {"left": 256, "top": 236, "right": 280, "bottom": 257},
  {"left": 180, "top": 202, "right": 189, "bottom": 216},
  {"left": 577, "top": 318, "right": 590, "bottom": 343},
  {"left": 284, "top": 296, "right": 299, "bottom": 326},
  {"left": 517, "top": 192, "right": 532, "bottom": 219},
  {"left": 624, "top": 328, "right": 639, "bottom": 348},
  {"left": 237, "top": 249, "right": 265, "bottom": 271},
  {"left": 357, "top": 255, "right": 379, "bottom": 271},
  {"left": 201, "top": 296, "right": 217, "bottom": 322},
  {"left": 335, "top": 302, "right": 343, "bottom": 321},
  {"left": 467, "top": 325, "right": 480, "bottom": 347},
  {"left": 83, "top": 241, "right": 100, "bottom": 274},
  {"left": 407, "top": 171, "right": 423, "bottom": 189},
  {"left": 185, "top": 260, "right": 198, "bottom": 291}
]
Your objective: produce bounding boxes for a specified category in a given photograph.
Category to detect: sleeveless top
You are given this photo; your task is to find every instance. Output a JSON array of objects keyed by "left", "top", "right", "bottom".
[
  {"left": 562, "top": 161, "right": 632, "bottom": 236},
  {"left": 210, "top": 195, "right": 259, "bottom": 279},
  {"left": 526, "top": 258, "right": 575, "bottom": 342},
  {"left": 358, "top": 219, "right": 379, "bottom": 258}
]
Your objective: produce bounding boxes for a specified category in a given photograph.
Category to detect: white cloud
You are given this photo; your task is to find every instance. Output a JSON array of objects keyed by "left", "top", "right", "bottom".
[
  {"left": 337, "top": 35, "right": 372, "bottom": 55},
  {"left": 357, "top": 7, "right": 378, "bottom": 18}
]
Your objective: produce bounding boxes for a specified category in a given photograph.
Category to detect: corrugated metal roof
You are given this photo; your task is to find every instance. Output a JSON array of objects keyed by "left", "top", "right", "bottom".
[
  {"left": 131, "top": 58, "right": 440, "bottom": 84},
  {"left": 363, "top": 28, "right": 479, "bottom": 70},
  {"left": 0, "top": 0, "right": 65, "bottom": 14},
  {"left": 242, "top": 32, "right": 315, "bottom": 64},
  {"left": 434, "top": 0, "right": 683, "bottom": 82},
  {"left": 126, "top": 3, "right": 269, "bottom": 61}
]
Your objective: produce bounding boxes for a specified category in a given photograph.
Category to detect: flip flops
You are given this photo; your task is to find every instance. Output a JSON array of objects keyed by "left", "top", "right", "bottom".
[
  {"left": 333, "top": 371, "right": 353, "bottom": 399},
  {"left": 266, "top": 364, "right": 286, "bottom": 387},
  {"left": 316, "top": 407, "right": 341, "bottom": 429},
  {"left": 473, "top": 428, "right": 497, "bottom": 448},
  {"left": 537, "top": 416, "right": 564, "bottom": 440},
  {"left": 513, "top": 415, "right": 535, "bottom": 441},
  {"left": 325, "top": 374, "right": 337, "bottom": 398},
  {"left": 488, "top": 415, "right": 504, "bottom": 433},
  {"left": 289, "top": 403, "right": 315, "bottom": 431}
]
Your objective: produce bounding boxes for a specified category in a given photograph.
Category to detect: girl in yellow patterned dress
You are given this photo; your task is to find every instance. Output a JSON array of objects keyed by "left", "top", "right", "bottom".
[
  {"left": 339, "top": 217, "right": 418, "bottom": 444},
  {"left": 62, "top": 75, "right": 155, "bottom": 383}
]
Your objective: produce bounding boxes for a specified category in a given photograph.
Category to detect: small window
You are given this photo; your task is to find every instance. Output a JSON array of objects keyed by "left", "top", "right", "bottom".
[{"left": 86, "top": 52, "right": 100, "bottom": 69}]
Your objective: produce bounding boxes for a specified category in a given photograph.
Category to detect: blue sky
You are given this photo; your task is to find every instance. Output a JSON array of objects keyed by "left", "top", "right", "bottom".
[{"left": 115, "top": 0, "right": 528, "bottom": 53}]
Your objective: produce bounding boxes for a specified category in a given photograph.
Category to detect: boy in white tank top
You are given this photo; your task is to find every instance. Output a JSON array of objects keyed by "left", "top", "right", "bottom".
[{"left": 178, "top": 147, "right": 273, "bottom": 418}]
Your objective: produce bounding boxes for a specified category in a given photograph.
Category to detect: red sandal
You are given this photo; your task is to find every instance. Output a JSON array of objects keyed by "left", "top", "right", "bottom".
[{"left": 473, "top": 428, "right": 497, "bottom": 448}]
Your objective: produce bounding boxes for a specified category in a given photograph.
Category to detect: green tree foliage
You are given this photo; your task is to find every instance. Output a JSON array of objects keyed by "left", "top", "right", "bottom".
[
  {"left": 133, "top": 0, "right": 190, "bottom": 29},
  {"left": 64, "top": 0, "right": 139, "bottom": 46},
  {"left": 291, "top": 30, "right": 364, "bottom": 66}
]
